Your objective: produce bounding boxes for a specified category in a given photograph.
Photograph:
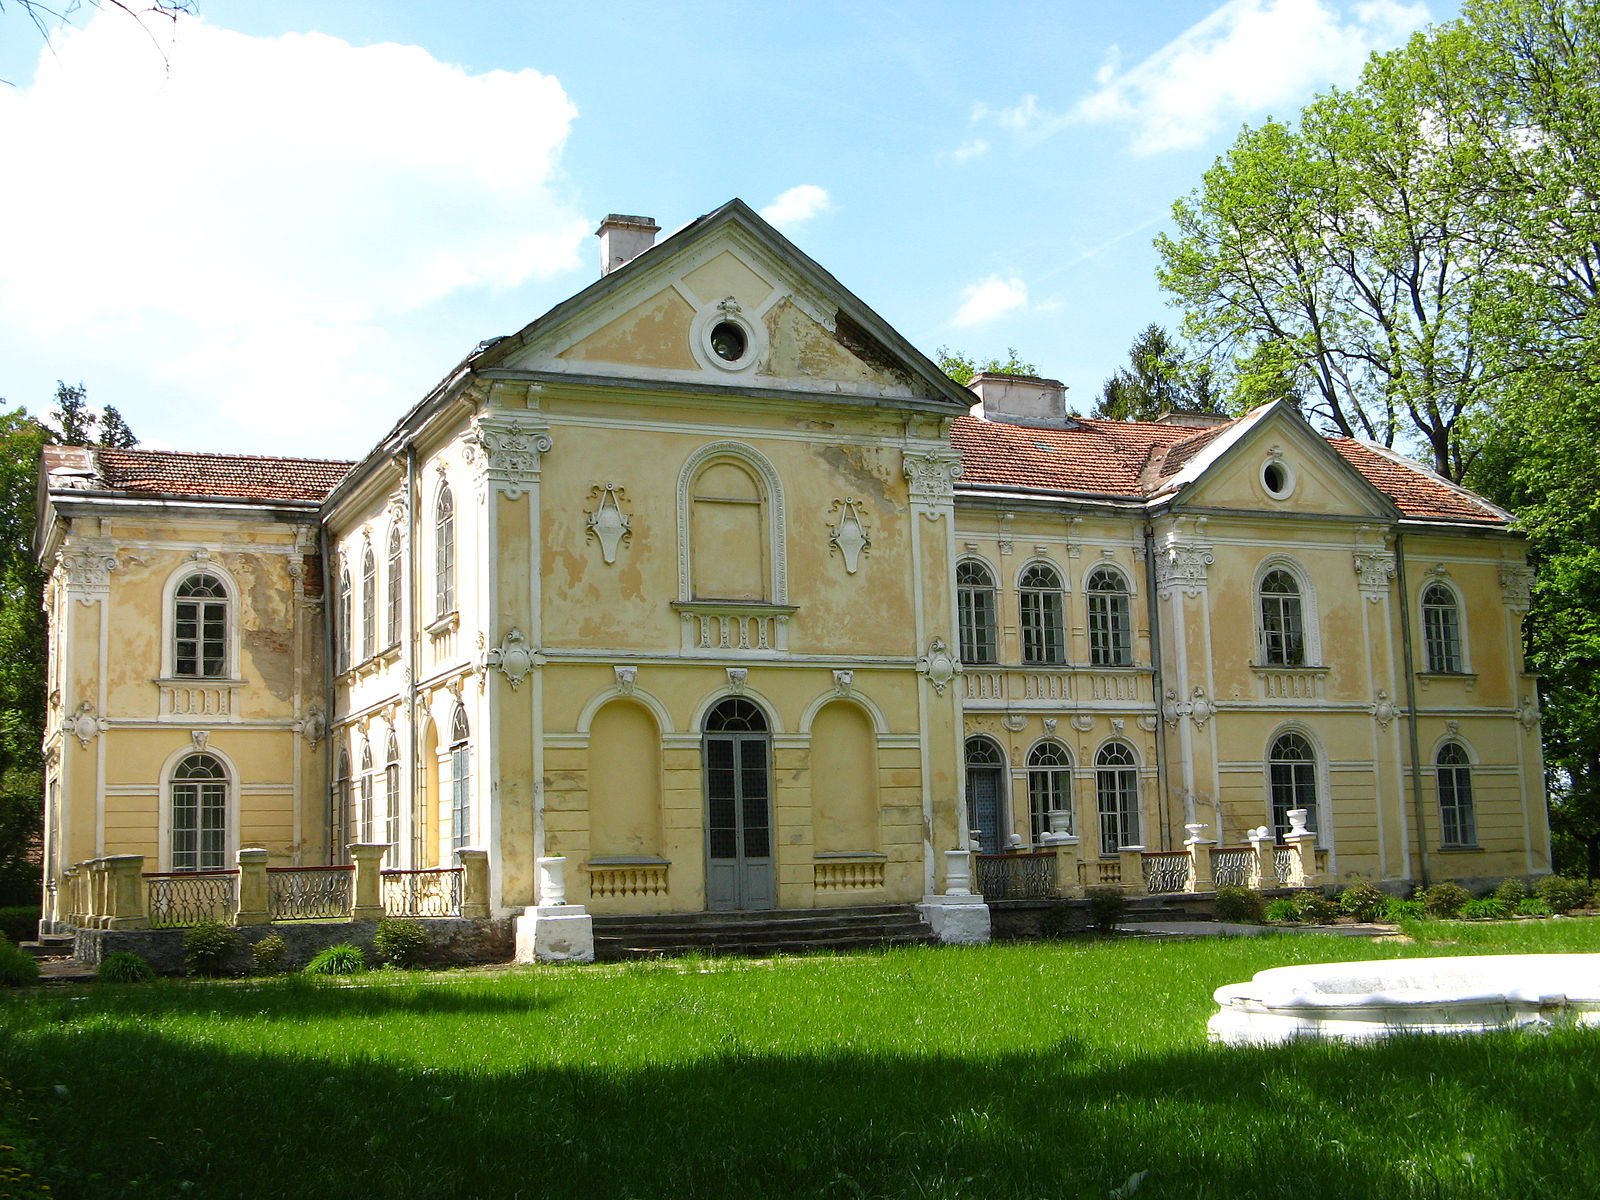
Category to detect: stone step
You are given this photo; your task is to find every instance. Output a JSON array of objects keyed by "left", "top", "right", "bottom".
[
  {"left": 590, "top": 905, "right": 938, "bottom": 961},
  {"left": 18, "top": 934, "right": 74, "bottom": 960},
  {"left": 600, "top": 934, "right": 938, "bottom": 962}
]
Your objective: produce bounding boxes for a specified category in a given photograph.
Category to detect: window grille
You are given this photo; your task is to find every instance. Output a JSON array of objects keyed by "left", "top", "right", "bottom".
[
  {"left": 386, "top": 527, "right": 402, "bottom": 647},
  {"left": 1269, "top": 731, "right": 1318, "bottom": 839},
  {"left": 360, "top": 545, "right": 376, "bottom": 661},
  {"left": 450, "top": 706, "right": 471, "bottom": 851},
  {"left": 435, "top": 485, "right": 456, "bottom": 618},
  {"left": 337, "top": 566, "right": 352, "bottom": 673},
  {"left": 1086, "top": 566, "right": 1132, "bottom": 667}
]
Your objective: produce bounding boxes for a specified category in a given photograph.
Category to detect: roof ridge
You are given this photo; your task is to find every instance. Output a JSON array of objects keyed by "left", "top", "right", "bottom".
[{"left": 93, "top": 446, "right": 357, "bottom": 467}]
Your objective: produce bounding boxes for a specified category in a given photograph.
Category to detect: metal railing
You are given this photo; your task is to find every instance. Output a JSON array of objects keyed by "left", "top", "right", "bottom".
[
  {"left": 1141, "top": 850, "right": 1192, "bottom": 894},
  {"left": 146, "top": 871, "right": 238, "bottom": 928},
  {"left": 268, "top": 865, "right": 353, "bottom": 920},
  {"left": 380, "top": 867, "right": 462, "bottom": 917},
  {"left": 975, "top": 851, "right": 1057, "bottom": 900}
]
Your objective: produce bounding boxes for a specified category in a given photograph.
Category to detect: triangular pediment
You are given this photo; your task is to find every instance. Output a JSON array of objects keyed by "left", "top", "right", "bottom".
[{"left": 480, "top": 200, "right": 971, "bottom": 413}]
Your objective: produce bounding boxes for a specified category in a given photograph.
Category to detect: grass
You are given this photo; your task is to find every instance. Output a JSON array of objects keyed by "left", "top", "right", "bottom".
[{"left": 3, "top": 921, "right": 1600, "bottom": 1199}]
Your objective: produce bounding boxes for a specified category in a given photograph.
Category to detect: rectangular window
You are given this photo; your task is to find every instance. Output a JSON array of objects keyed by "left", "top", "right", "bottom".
[
  {"left": 1097, "top": 770, "right": 1138, "bottom": 856},
  {"left": 1260, "top": 596, "right": 1305, "bottom": 666},
  {"left": 1020, "top": 590, "right": 1064, "bottom": 665},
  {"left": 451, "top": 744, "right": 471, "bottom": 851},
  {"left": 1439, "top": 765, "right": 1476, "bottom": 847},
  {"left": 959, "top": 588, "right": 996, "bottom": 664},
  {"left": 1088, "top": 594, "right": 1131, "bottom": 666},
  {"left": 1424, "top": 605, "right": 1462, "bottom": 673}
]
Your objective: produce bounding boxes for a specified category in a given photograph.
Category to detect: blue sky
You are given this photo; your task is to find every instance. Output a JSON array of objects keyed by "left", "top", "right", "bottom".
[{"left": 0, "top": 0, "right": 1456, "bottom": 458}]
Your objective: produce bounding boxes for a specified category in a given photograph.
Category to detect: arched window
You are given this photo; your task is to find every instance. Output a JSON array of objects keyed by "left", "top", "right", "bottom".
[
  {"left": 384, "top": 728, "right": 401, "bottom": 854},
  {"left": 1268, "top": 731, "right": 1318, "bottom": 839},
  {"left": 1259, "top": 569, "right": 1306, "bottom": 666},
  {"left": 689, "top": 460, "right": 767, "bottom": 601},
  {"left": 956, "top": 561, "right": 997, "bottom": 665},
  {"left": 964, "top": 737, "right": 1006, "bottom": 854},
  {"left": 449, "top": 706, "right": 471, "bottom": 851},
  {"left": 1437, "top": 742, "right": 1476, "bottom": 847},
  {"left": 174, "top": 573, "right": 228, "bottom": 678},
  {"left": 704, "top": 696, "right": 768, "bottom": 732},
  {"left": 333, "top": 748, "right": 351, "bottom": 860},
  {"left": 358, "top": 743, "right": 374, "bottom": 843},
  {"left": 1019, "top": 563, "right": 1065, "bottom": 665},
  {"left": 171, "top": 753, "right": 227, "bottom": 871},
  {"left": 1422, "top": 583, "right": 1464, "bottom": 673},
  {"left": 360, "top": 543, "right": 376, "bottom": 661},
  {"left": 435, "top": 485, "right": 456, "bottom": 619},
  {"left": 336, "top": 564, "right": 352, "bottom": 674},
  {"left": 1027, "top": 741, "right": 1072, "bottom": 843},
  {"left": 1086, "top": 566, "right": 1132, "bottom": 667},
  {"left": 386, "top": 526, "right": 403, "bottom": 648},
  {"left": 1096, "top": 742, "right": 1139, "bottom": 856}
]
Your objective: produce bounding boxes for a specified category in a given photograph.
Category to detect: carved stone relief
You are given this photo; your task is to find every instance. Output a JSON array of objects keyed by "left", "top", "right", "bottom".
[
  {"left": 827, "top": 499, "right": 871, "bottom": 574},
  {"left": 1155, "top": 541, "right": 1214, "bottom": 597},
  {"left": 1353, "top": 551, "right": 1396, "bottom": 600},
  {"left": 1500, "top": 565, "right": 1535, "bottom": 612},
  {"left": 903, "top": 451, "right": 963, "bottom": 517},
  {"left": 585, "top": 484, "right": 632, "bottom": 564},
  {"left": 916, "top": 638, "right": 959, "bottom": 695},
  {"left": 67, "top": 701, "right": 106, "bottom": 749},
  {"left": 60, "top": 543, "right": 118, "bottom": 605},
  {"left": 484, "top": 629, "right": 539, "bottom": 689},
  {"left": 1370, "top": 691, "right": 1398, "bottom": 730},
  {"left": 614, "top": 665, "right": 638, "bottom": 694},
  {"left": 463, "top": 412, "right": 553, "bottom": 500}
]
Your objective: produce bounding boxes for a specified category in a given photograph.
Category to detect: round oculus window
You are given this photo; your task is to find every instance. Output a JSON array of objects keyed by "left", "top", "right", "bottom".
[
  {"left": 709, "top": 321, "right": 748, "bottom": 363},
  {"left": 1262, "top": 460, "right": 1291, "bottom": 498}
]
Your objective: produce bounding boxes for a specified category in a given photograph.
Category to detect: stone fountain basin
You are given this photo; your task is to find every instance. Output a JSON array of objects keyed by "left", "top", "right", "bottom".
[{"left": 1209, "top": 953, "right": 1600, "bottom": 1044}]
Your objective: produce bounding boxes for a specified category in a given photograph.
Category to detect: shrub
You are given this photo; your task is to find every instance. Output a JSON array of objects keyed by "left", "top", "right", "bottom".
[
  {"left": 1460, "top": 897, "right": 1510, "bottom": 921},
  {"left": 1380, "top": 897, "right": 1427, "bottom": 922},
  {"left": 304, "top": 943, "right": 367, "bottom": 976},
  {"left": 1336, "top": 880, "right": 1385, "bottom": 922},
  {"left": 251, "top": 933, "right": 288, "bottom": 974},
  {"left": 1535, "top": 875, "right": 1590, "bottom": 914},
  {"left": 97, "top": 950, "right": 155, "bottom": 983},
  {"left": 1420, "top": 881, "right": 1472, "bottom": 918},
  {"left": 1213, "top": 886, "right": 1265, "bottom": 924},
  {"left": 182, "top": 920, "right": 241, "bottom": 976},
  {"left": 1492, "top": 877, "right": 1529, "bottom": 906},
  {"left": 0, "top": 937, "right": 39, "bottom": 987},
  {"left": 1296, "top": 893, "right": 1340, "bottom": 924},
  {"left": 373, "top": 918, "right": 430, "bottom": 968},
  {"left": 1038, "top": 902, "right": 1077, "bottom": 938},
  {"left": 1516, "top": 897, "right": 1553, "bottom": 917},
  {"left": 1263, "top": 898, "right": 1301, "bottom": 923},
  {"left": 1084, "top": 887, "right": 1126, "bottom": 933},
  {"left": 0, "top": 906, "right": 40, "bottom": 944}
]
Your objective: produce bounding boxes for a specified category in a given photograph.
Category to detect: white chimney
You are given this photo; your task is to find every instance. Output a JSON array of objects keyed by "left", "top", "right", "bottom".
[
  {"left": 966, "top": 372, "right": 1071, "bottom": 427},
  {"left": 596, "top": 214, "right": 660, "bottom": 276}
]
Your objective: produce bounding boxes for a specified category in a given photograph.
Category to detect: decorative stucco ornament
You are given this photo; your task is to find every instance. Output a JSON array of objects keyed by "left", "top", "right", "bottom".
[
  {"left": 614, "top": 665, "right": 638, "bottom": 695},
  {"left": 484, "top": 629, "right": 539, "bottom": 689},
  {"left": 827, "top": 499, "right": 870, "bottom": 574},
  {"left": 1111, "top": 717, "right": 1126, "bottom": 734},
  {"left": 1446, "top": 719, "right": 1460, "bottom": 737},
  {"left": 464, "top": 412, "right": 553, "bottom": 500},
  {"left": 1137, "top": 715, "right": 1159, "bottom": 734},
  {"left": 1001, "top": 713, "right": 1027, "bottom": 733},
  {"left": 1370, "top": 691, "right": 1398, "bottom": 730},
  {"left": 1162, "top": 688, "right": 1185, "bottom": 728},
  {"left": 1155, "top": 541, "right": 1214, "bottom": 597},
  {"left": 916, "top": 638, "right": 960, "bottom": 695},
  {"left": 902, "top": 452, "right": 963, "bottom": 518},
  {"left": 67, "top": 702, "right": 106, "bottom": 749},
  {"left": 1518, "top": 695, "right": 1541, "bottom": 732},
  {"left": 1188, "top": 687, "right": 1214, "bottom": 730},
  {"left": 726, "top": 667, "right": 749, "bottom": 694},
  {"left": 832, "top": 669, "right": 853, "bottom": 697},
  {"left": 586, "top": 484, "right": 631, "bottom": 564},
  {"left": 1042, "top": 717, "right": 1058, "bottom": 735},
  {"left": 1352, "top": 550, "right": 1396, "bottom": 600},
  {"left": 1071, "top": 713, "right": 1095, "bottom": 733},
  {"left": 1500, "top": 565, "right": 1535, "bottom": 612},
  {"left": 60, "top": 544, "right": 118, "bottom": 605},
  {"left": 191, "top": 730, "right": 210, "bottom": 751},
  {"left": 997, "top": 512, "right": 1015, "bottom": 556}
]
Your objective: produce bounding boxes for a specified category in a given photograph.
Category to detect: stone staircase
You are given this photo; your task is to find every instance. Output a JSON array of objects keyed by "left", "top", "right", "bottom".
[
  {"left": 18, "top": 933, "right": 95, "bottom": 982},
  {"left": 591, "top": 904, "right": 938, "bottom": 962}
]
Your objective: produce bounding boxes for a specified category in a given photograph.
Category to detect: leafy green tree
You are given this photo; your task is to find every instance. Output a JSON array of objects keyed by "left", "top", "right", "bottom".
[
  {"left": 1094, "top": 324, "right": 1227, "bottom": 421},
  {"left": 44, "top": 381, "right": 138, "bottom": 449},
  {"left": 935, "top": 347, "right": 1038, "bottom": 388},
  {"left": 99, "top": 406, "right": 137, "bottom": 449}
]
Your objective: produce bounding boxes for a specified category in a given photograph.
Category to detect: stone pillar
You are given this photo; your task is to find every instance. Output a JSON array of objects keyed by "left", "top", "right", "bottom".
[
  {"left": 234, "top": 848, "right": 270, "bottom": 926},
  {"left": 915, "top": 847, "right": 992, "bottom": 945},
  {"left": 347, "top": 843, "right": 388, "bottom": 922},
  {"left": 105, "top": 855, "right": 148, "bottom": 930},
  {"left": 1045, "top": 835, "right": 1081, "bottom": 898},
  {"left": 943, "top": 848, "right": 974, "bottom": 896},
  {"left": 515, "top": 856, "right": 595, "bottom": 963},
  {"left": 1248, "top": 826, "right": 1275, "bottom": 889},
  {"left": 1184, "top": 824, "right": 1215, "bottom": 893},
  {"left": 1285, "top": 810, "right": 1318, "bottom": 887},
  {"left": 457, "top": 848, "right": 489, "bottom": 919},
  {"left": 1118, "top": 846, "right": 1147, "bottom": 897},
  {"left": 91, "top": 859, "right": 112, "bottom": 928}
]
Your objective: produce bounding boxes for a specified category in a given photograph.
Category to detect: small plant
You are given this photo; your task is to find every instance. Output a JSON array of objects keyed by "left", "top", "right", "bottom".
[
  {"left": 1213, "top": 886, "right": 1265, "bottom": 924},
  {"left": 304, "top": 943, "right": 367, "bottom": 976},
  {"left": 1535, "top": 875, "right": 1590, "bottom": 914},
  {"left": 1263, "top": 897, "right": 1301, "bottom": 923},
  {"left": 1038, "top": 902, "right": 1077, "bottom": 939},
  {"left": 1084, "top": 886, "right": 1127, "bottom": 933},
  {"left": 1420, "top": 881, "right": 1472, "bottom": 918},
  {"left": 0, "top": 936, "right": 39, "bottom": 988},
  {"left": 1337, "top": 880, "right": 1385, "bottom": 922},
  {"left": 373, "top": 918, "right": 430, "bottom": 968},
  {"left": 96, "top": 950, "right": 155, "bottom": 983},
  {"left": 1295, "top": 892, "right": 1340, "bottom": 924},
  {"left": 1380, "top": 897, "right": 1426, "bottom": 922},
  {"left": 251, "top": 933, "right": 288, "bottom": 974},
  {"left": 1460, "top": 897, "right": 1510, "bottom": 921},
  {"left": 1515, "top": 897, "right": 1553, "bottom": 917},
  {"left": 183, "top": 920, "right": 241, "bottom": 976},
  {"left": 1492, "top": 877, "right": 1529, "bottom": 906}
]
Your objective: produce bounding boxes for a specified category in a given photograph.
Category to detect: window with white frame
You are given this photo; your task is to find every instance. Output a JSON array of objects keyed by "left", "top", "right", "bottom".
[
  {"left": 435, "top": 484, "right": 456, "bottom": 619},
  {"left": 1027, "top": 740, "right": 1072, "bottom": 843},
  {"left": 386, "top": 526, "right": 402, "bottom": 648},
  {"left": 171, "top": 753, "right": 227, "bottom": 871},
  {"left": 1422, "top": 582, "right": 1464, "bottom": 673},
  {"left": 384, "top": 728, "right": 401, "bottom": 857},
  {"left": 1086, "top": 566, "right": 1132, "bottom": 667},
  {"left": 450, "top": 706, "right": 471, "bottom": 851},
  {"left": 332, "top": 748, "right": 351, "bottom": 861},
  {"left": 1259, "top": 569, "right": 1306, "bottom": 666},
  {"left": 360, "top": 543, "right": 376, "bottom": 661},
  {"left": 336, "top": 564, "right": 352, "bottom": 674},
  {"left": 1019, "top": 563, "right": 1066, "bottom": 665},
  {"left": 1437, "top": 742, "right": 1476, "bottom": 847},
  {"left": 956, "top": 560, "right": 997, "bottom": 665},
  {"left": 358, "top": 743, "right": 374, "bottom": 843},
  {"left": 174, "top": 573, "right": 228, "bottom": 678},
  {"left": 1269, "top": 731, "right": 1318, "bottom": 839},
  {"left": 1096, "top": 742, "right": 1139, "bottom": 856}
]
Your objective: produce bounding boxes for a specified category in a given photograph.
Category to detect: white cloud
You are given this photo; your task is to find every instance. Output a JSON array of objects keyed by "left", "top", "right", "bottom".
[
  {"left": 0, "top": 12, "right": 588, "bottom": 450},
  {"left": 951, "top": 276, "right": 1028, "bottom": 328},
  {"left": 1073, "top": 0, "right": 1431, "bottom": 154},
  {"left": 759, "top": 185, "right": 834, "bottom": 230},
  {"left": 971, "top": 95, "right": 1044, "bottom": 132},
  {"left": 942, "top": 139, "right": 990, "bottom": 163}
]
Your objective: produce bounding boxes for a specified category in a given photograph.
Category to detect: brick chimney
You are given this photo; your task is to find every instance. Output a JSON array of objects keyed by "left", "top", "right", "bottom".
[{"left": 596, "top": 214, "right": 660, "bottom": 276}]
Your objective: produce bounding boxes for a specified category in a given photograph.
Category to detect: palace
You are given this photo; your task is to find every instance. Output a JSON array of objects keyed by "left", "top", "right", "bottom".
[{"left": 37, "top": 200, "right": 1548, "bottom": 950}]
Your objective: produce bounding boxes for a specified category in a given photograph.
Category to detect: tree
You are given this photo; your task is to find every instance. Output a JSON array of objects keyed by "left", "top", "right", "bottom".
[
  {"left": 1094, "top": 324, "right": 1227, "bottom": 421},
  {"left": 935, "top": 347, "right": 1039, "bottom": 388},
  {"left": 99, "top": 406, "right": 137, "bottom": 449},
  {"left": 44, "top": 381, "right": 139, "bottom": 449}
]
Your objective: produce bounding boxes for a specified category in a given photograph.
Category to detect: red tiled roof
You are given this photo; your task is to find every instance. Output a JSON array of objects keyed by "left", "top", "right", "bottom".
[
  {"left": 92, "top": 448, "right": 353, "bottom": 504},
  {"left": 953, "top": 415, "right": 1505, "bottom": 524}
]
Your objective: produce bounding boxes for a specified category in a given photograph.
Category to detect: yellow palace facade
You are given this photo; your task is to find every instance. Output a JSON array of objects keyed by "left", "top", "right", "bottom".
[{"left": 37, "top": 201, "right": 1548, "bottom": 946}]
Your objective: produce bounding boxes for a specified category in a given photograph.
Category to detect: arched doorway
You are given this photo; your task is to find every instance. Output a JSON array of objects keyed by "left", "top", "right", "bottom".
[
  {"left": 965, "top": 737, "right": 1007, "bottom": 854},
  {"left": 703, "top": 697, "right": 775, "bottom": 911}
]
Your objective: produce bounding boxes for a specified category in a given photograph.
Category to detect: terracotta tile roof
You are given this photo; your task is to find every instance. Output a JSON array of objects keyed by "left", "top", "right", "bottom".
[
  {"left": 953, "top": 415, "right": 1506, "bottom": 524},
  {"left": 91, "top": 448, "right": 353, "bottom": 503}
]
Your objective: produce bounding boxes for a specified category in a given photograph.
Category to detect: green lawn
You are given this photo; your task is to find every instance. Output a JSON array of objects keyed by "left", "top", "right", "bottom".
[{"left": 4, "top": 921, "right": 1600, "bottom": 1199}]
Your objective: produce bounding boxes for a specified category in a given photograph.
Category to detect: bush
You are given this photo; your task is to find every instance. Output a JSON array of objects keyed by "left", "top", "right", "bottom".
[
  {"left": 1460, "top": 897, "right": 1510, "bottom": 921},
  {"left": 1038, "top": 902, "right": 1077, "bottom": 939},
  {"left": 97, "top": 950, "right": 155, "bottom": 983},
  {"left": 1492, "top": 877, "right": 1529, "bottom": 906},
  {"left": 1084, "top": 886, "right": 1126, "bottom": 933},
  {"left": 1420, "top": 881, "right": 1472, "bottom": 918},
  {"left": 1213, "top": 886, "right": 1265, "bottom": 924},
  {"left": 1263, "top": 898, "right": 1301, "bottom": 923},
  {"left": 304, "top": 943, "right": 367, "bottom": 976},
  {"left": 1296, "top": 892, "right": 1340, "bottom": 924},
  {"left": 251, "top": 933, "right": 288, "bottom": 975},
  {"left": 0, "top": 937, "right": 39, "bottom": 987},
  {"left": 1535, "top": 875, "right": 1590, "bottom": 914},
  {"left": 182, "top": 920, "right": 240, "bottom": 976},
  {"left": 1516, "top": 897, "right": 1553, "bottom": 917},
  {"left": 0, "top": 906, "right": 40, "bottom": 944},
  {"left": 1336, "top": 880, "right": 1385, "bottom": 922},
  {"left": 373, "top": 919, "right": 430, "bottom": 968},
  {"left": 1381, "top": 897, "right": 1427, "bottom": 922}
]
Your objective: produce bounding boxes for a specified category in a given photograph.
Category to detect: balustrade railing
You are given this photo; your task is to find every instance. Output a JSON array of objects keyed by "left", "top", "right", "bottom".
[
  {"left": 1273, "top": 848, "right": 1297, "bottom": 887},
  {"left": 813, "top": 859, "right": 885, "bottom": 891},
  {"left": 146, "top": 870, "right": 238, "bottom": 928},
  {"left": 1210, "top": 848, "right": 1254, "bottom": 888},
  {"left": 381, "top": 867, "right": 463, "bottom": 916},
  {"left": 1141, "top": 850, "right": 1192, "bottom": 894},
  {"left": 268, "top": 865, "right": 354, "bottom": 920},
  {"left": 976, "top": 851, "right": 1057, "bottom": 900}
]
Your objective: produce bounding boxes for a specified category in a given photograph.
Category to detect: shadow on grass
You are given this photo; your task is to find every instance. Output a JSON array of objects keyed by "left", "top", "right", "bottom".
[{"left": 2, "top": 1007, "right": 1596, "bottom": 1200}]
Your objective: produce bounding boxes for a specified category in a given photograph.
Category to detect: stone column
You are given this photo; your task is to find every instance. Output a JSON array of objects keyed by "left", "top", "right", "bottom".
[
  {"left": 234, "top": 847, "right": 270, "bottom": 926},
  {"left": 1285, "top": 809, "right": 1318, "bottom": 887},
  {"left": 1248, "top": 826, "right": 1275, "bottom": 888},
  {"left": 943, "top": 848, "right": 974, "bottom": 896},
  {"left": 347, "top": 843, "right": 389, "bottom": 922},
  {"left": 1119, "top": 846, "right": 1147, "bottom": 897},
  {"left": 915, "top": 847, "right": 992, "bottom": 945},
  {"left": 1045, "top": 835, "right": 1081, "bottom": 898},
  {"left": 457, "top": 848, "right": 489, "bottom": 919},
  {"left": 515, "top": 856, "right": 595, "bottom": 963},
  {"left": 105, "top": 855, "right": 148, "bottom": 930},
  {"left": 1184, "top": 823, "right": 1215, "bottom": 893},
  {"left": 91, "top": 859, "right": 112, "bottom": 928}
]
